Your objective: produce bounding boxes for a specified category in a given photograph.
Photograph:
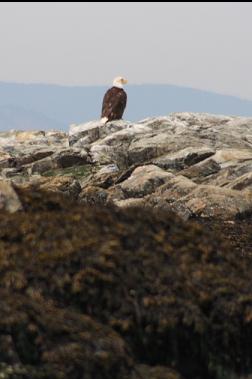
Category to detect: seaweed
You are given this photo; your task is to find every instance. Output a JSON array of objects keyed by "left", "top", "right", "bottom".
[{"left": 0, "top": 188, "right": 251, "bottom": 378}]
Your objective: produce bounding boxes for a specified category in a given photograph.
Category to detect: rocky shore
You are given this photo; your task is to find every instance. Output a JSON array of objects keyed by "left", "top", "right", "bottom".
[
  {"left": 0, "top": 113, "right": 252, "bottom": 378},
  {"left": 1, "top": 113, "right": 252, "bottom": 220}
]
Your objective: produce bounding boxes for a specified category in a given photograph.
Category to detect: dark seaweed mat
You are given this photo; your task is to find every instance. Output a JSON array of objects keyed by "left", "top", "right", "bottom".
[{"left": 0, "top": 188, "right": 252, "bottom": 379}]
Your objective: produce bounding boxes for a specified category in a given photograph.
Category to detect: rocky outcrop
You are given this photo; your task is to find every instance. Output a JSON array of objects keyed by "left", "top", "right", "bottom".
[
  {"left": 1, "top": 113, "right": 252, "bottom": 220},
  {"left": 73, "top": 113, "right": 252, "bottom": 220}
]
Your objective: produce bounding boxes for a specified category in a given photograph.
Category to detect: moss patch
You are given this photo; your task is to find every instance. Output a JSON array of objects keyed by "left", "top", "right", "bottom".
[{"left": 42, "top": 164, "right": 92, "bottom": 179}]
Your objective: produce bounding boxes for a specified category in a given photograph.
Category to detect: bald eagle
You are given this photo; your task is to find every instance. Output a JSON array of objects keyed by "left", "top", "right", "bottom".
[{"left": 101, "top": 76, "right": 127, "bottom": 123}]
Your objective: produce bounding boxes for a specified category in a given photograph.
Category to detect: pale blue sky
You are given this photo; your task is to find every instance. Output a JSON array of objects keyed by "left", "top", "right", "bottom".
[{"left": 0, "top": 2, "right": 252, "bottom": 100}]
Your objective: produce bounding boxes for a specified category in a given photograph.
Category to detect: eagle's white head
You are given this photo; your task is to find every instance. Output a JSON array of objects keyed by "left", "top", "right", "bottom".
[{"left": 113, "top": 76, "right": 128, "bottom": 89}]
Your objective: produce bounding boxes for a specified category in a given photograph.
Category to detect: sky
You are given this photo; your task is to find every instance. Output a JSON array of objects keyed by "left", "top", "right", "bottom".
[{"left": 0, "top": 2, "right": 252, "bottom": 100}]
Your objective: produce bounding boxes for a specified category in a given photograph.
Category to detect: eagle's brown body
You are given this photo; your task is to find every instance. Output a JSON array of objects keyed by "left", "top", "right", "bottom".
[{"left": 101, "top": 86, "right": 127, "bottom": 122}]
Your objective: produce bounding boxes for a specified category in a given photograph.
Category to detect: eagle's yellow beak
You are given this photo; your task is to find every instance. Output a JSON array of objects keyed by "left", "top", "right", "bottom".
[{"left": 122, "top": 78, "right": 128, "bottom": 85}]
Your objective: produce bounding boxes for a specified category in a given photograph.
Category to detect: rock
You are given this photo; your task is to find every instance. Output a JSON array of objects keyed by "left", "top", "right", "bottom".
[
  {"left": 52, "top": 148, "right": 88, "bottom": 168},
  {"left": 85, "top": 125, "right": 148, "bottom": 169},
  {"left": 153, "top": 147, "right": 215, "bottom": 170},
  {"left": 226, "top": 172, "right": 252, "bottom": 191},
  {"left": 89, "top": 143, "right": 115, "bottom": 164},
  {"left": 106, "top": 185, "right": 126, "bottom": 202},
  {"left": 26, "top": 156, "right": 56, "bottom": 175},
  {"left": 114, "top": 192, "right": 191, "bottom": 222},
  {"left": 204, "top": 160, "right": 252, "bottom": 187},
  {"left": 155, "top": 175, "right": 197, "bottom": 200},
  {"left": 40, "top": 177, "right": 81, "bottom": 199},
  {"left": 99, "top": 119, "right": 131, "bottom": 138},
  {"left": 1, "top": 167, "right": 24, "bottom": 179},
  {"left": 143, "top": 175, "right": 197, "bottom": 220},
  {"left": 179, "top": 185, "right": 252, "bottom": 219},
  {"left": 0, "top": 151, "right": 16, "bottom": 169},
  {"left": 148, "top": 195, "right": 193, "bottom": 221},
  {"left": 212, "top": 149, "right": 252, "bottom": 167},
  {"left": 180, "top": 158, "right": 221, "bottom": 181},
  {"left": 98, "top": 163, "right": 119, "bottom": 175},
  {"left": 9, "top": 130, "right": 46, "bottom": 142},
  {"left": 45, "top": 130, "right": 68, "bottom": 143},
  {"left": 120, "top": 165, "right": 173, "bottom": 198},
  {"left": 14, "top": 147, "right": 55, "bottom": 166},
  {"left": 69, "top": 120, "right": 102, "bottom": 146},
  {"left": 114, "top": 197, "right": 146, "bottom": 209},
  {"left": 24, "top": 149, "right": 88, "bottom": 175},
  {"left": 0, "top": 180, "right": 23, "bottom": 213},
  {"left": 85, "top": 164, "right": 119, "bottom": 189},
  {"left": 18, "top": 176, "right": 82, "bottom": 200},
  {"left": 168, "top": 112, "right": 252, "bottom": 150},
  {"left": 79, "top": 185, "right": 108, "bottom": 205},
  {"left": 102, "top": 123, "right": 152, "bottom": 146},
  {"left": 69, "top": 120, "right": 130, "bottom": 146},
  {"left": 127, "top": 133, "right": 168, "bottom": 165}
]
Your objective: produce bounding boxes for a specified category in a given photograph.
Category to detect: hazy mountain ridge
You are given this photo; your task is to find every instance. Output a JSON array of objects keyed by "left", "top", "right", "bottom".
[
  {"left": 0, "top": 104, "right": 64, "bottom": 131},
  {"left": 0, "top": 82, "right": 251, "bottom": 131}
]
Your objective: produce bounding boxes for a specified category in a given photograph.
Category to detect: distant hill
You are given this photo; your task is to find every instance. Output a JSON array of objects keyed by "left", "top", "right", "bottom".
[
  {"left": 0, "top": 82, "right": 251, "bottom": 131},
  {"left": 0, "top": 105, "right": 64, "bottom": 131}
]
